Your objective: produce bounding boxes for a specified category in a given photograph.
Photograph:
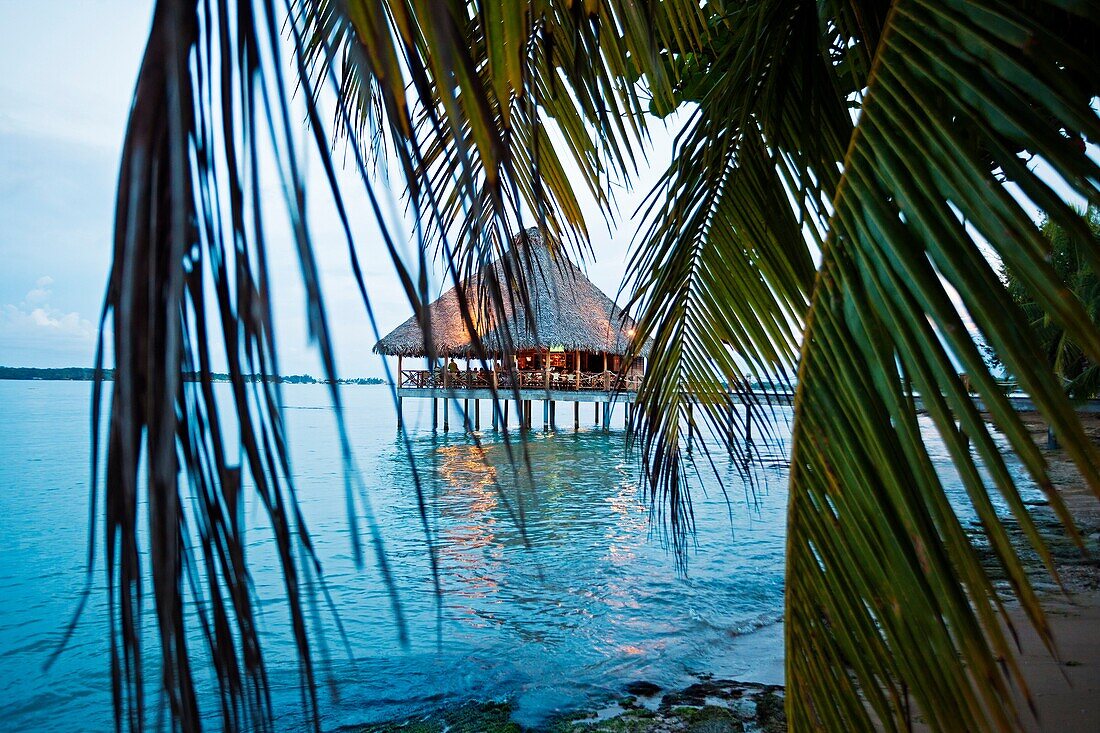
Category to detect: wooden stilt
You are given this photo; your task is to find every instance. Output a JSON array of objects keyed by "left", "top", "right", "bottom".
[
  {"left": 475, "top": 400, "right": 480, "bottom": 430},
  {"left": 595, "top": 401, "right": 600, "bottom": 425},
  {"left": 687, "top": 402, "right": 694, "bottom": 454},
  {"left": 504, "top": 400, "right": 509, "bottom": 430},
  {"left": 432, "top": 397, "right": 438, "bottom": 431},
  {"left": 728, "top": 399, "right": 734, "bottom": 456},
  {"left": 463, "top": 398, "right": 469, "bottom": 431},
  {"left": 550, "top": 400, "right": 556, "bottom": 429},
  {"left": 397, "top": 396, "right": 403, "bottom": 429},
  {"left": 603, "top": 401, "right": 611, "bottom": 431},
  {"left": 444, "top": 398, "right": 450, "bottom": 432},
  {"left": 574, "top": 401, "right": 580, "bottom": 430},
  {"left": 543, "top": 400, "right": 550, "bottom": 431}
]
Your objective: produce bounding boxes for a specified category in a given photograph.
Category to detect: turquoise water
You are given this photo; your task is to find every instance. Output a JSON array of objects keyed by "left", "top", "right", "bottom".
[
  {"left": 0, "top": 380, "right": 1042, "bottom": 731},
  {"left": 0, "top": 381, "right": 793, "bottom": 731}
]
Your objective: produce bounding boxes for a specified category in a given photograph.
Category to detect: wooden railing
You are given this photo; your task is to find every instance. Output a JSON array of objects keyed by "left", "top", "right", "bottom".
[{"left": 398, "top": 369, "right": 643, "bottom": 391}]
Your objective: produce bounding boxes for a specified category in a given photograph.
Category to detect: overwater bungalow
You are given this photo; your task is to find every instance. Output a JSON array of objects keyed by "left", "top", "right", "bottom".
[{"left": 373, "top": 229, "right": 650, "bottom": 431}]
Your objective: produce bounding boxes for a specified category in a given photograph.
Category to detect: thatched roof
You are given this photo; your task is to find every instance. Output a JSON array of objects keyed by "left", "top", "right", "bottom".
[{"left": 373, "top": 229, "right": 651, "bottom": 358}]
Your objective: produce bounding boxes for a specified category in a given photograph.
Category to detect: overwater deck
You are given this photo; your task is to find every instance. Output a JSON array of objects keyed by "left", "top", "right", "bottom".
[
  {"left": 395, "top": 368, "right": 644, "bottom": 431},
  {"left": 398, "top": 368, "right": 643, "bottom": 393}
]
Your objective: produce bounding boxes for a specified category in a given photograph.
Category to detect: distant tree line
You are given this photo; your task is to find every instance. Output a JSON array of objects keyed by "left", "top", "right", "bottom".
[{"left": 0, "top": 366, "right": 385, "bottom": 385}]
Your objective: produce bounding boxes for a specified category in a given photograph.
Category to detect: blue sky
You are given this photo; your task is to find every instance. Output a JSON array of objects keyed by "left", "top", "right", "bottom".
[
  {"left": 0, "top": 1, "right": 677, "bottom": 377},
  {"left": 0, "top": 1, "right": 153, "bottom": 368}
]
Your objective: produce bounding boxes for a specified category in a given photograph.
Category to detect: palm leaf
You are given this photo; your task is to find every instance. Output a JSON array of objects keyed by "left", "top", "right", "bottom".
[
  {"left": 627, "top": 0, "right": 1100, "bottom": 729},
  {"left": 92, "top": 1, "right": 1100, "bottom": 731},
  {"left": 783, "top": 2, "right": 1100, "bottom": 729}
]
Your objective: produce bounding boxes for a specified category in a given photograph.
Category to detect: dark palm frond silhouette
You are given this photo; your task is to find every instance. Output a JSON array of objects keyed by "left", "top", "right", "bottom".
[{"left": 92, "top": 1, "right": 1100, "bottom": 731}]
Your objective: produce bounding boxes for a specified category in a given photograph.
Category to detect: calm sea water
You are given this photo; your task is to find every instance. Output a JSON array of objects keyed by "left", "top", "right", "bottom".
[{"left": 0, "top": 380, "right": 1038, "bottom": 731}]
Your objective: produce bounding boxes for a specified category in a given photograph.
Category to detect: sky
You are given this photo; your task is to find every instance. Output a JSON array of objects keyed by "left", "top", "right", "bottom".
[{"left": 0, "top": 1, "right": 680, "bottom": 378}]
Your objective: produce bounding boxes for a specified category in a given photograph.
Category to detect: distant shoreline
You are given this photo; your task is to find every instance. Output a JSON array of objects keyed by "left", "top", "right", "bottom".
[{"left": 0, "top": 366, "right": 386, "bottom": 386}]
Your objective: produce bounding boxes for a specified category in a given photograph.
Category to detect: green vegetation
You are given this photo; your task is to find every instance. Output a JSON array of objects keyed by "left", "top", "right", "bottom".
[
  {"left": 348, "top": 701, "right": 522, "bottom": 733},
  {"left": 0, "top": 366, "right": 384, "bottom": 385},
  {"left": 96, "top": 2, "right": 1100, "bottom": 732},
  {"left": 1003, "top": 209, "right": 1100, "bottom": 399}
]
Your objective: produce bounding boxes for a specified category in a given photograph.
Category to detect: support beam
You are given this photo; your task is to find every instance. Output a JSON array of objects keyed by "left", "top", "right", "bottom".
[
  {"left": 574, "top": 401, "right": 580, "bottom": 430},
  {"left": 463, "top": 398, "right": 469, "bottom": 431},
  {"left": 475, "top": 400, "right": 480, "bottom": 431},
  {"left": 432, "top": 398, "right": 438, "bottom": 431},
  {"left": 728, "top": 399, "right": 734, "bottom": 456},
  {"left": 687, "top": 402, "right": 694, "bottom": 454},
  {"left": 543, "top": 400, "right": 550, "bottom": 431},
  {"left": 595, "top": 401, "right": 600, "bottom": 426},
  {"left": 397, "top": 396, "right": 403, "bottom": 429},
  {"left": 550, "top": 400, "right": 556, "bottom": 429},
  {"left": 444, "top": 398, "right": 450, "bottom": 432},
  {"left": 603, "top": 401, "right": 611, "bottom": 431},
  {"left": 504, "top": 400, "right": 509, "bottom": 431}
]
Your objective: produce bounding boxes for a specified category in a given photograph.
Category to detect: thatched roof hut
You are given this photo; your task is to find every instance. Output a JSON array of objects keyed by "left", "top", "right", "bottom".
[{"left": 374, "top": 229, "right": 650, "bottom": 358}]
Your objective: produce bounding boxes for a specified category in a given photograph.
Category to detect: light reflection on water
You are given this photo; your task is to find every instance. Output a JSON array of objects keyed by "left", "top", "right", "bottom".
[{"left": 0, "top": 381, "right": 1040, "bottom": 731}]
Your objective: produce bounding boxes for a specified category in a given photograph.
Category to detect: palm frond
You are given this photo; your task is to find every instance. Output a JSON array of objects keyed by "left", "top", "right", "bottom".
[
  {"left": 783, "top": 2, "right": 1100, "bottom": 729},
  {"left": 624, "top": 0, "right": 851, "bottom": 542},
  {"left": 624, "top": 0, "right": 1100, "bottom": 729},
  {"left": 95, "top": 1, "right": 1100, "bottom": 731}
]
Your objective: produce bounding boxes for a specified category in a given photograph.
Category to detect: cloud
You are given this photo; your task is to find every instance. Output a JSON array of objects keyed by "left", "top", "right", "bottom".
[{"left": 0, "top": 276, "right": 98, "bottom": 366}]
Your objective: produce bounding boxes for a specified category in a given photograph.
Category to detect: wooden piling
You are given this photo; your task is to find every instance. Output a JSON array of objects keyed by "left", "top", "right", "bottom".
[{"left": 687, "top": 402, "right": 694, "bottom": 454}]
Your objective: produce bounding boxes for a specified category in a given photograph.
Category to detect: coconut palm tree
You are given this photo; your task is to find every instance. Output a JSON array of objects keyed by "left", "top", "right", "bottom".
[{"left": 92, "top": 0, "right": 1100, "bottom": 730}]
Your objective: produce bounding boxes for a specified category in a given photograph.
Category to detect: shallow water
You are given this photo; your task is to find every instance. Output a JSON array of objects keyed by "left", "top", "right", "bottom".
[{"left": 0, "top": 381, "right": 1038, "bottom": 731}]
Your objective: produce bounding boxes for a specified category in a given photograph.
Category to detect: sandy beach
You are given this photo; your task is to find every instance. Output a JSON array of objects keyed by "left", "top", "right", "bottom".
[{"left": 1004, "top": 413, "right": 1100, "bottom": 732}]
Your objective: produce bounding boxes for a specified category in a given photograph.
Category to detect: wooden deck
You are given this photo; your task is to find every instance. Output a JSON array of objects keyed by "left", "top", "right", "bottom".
[{"left": 398, "top": 368, "right": 643, "bottom": 394}]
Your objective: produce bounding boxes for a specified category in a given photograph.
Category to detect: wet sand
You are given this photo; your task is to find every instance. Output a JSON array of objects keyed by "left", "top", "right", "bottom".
[{"left": 1005, "top": 413, "right": 1100, "bottom": 732}]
